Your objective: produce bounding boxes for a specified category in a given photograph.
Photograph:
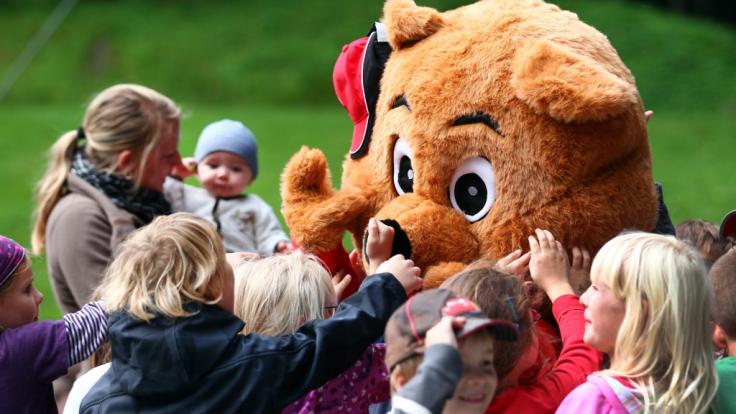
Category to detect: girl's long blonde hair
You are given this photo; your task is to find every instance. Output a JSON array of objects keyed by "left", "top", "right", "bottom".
[
  {"left": 32, "top": 84, "right": 181, "bottom": 254},
  {"left": 594, "top": 232, "right": 718, "bottom": 413},
  {"left": 96, "top": 212, "right": 226, "bottom": 321},
  {"left": 233, "top": 251, "right": 334, "bottom": 336}
]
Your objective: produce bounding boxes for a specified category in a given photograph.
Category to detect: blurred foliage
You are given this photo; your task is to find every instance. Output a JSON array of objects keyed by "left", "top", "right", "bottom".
[{"left": 0, "top": 0, "right": 734, "bottom": 115}]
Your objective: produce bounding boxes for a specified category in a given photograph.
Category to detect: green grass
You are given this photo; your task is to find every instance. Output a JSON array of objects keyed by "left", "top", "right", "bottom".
[{"left": 1, "top": 0, "right": 734, "bottom": 320}]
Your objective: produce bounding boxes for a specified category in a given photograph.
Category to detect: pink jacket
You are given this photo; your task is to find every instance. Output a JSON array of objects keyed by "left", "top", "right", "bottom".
[{"left": 557, "top": 375, "right": 644, "bottom": 414}]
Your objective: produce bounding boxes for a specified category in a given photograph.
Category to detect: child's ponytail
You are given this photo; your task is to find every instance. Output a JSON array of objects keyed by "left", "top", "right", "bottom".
[{"left": 31, "top": 130, "right": 79, "bottom": 254}]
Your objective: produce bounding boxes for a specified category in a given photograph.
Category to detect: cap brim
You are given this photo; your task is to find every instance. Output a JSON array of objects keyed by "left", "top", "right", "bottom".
[
  {"left": 459, "top": 317, "right": 518, "bottom": 342},
  {"left": 720, "top": 210, "right": 736, "bottom": 239},
  {"left": 349, "top": 113, "right": 372, "bottom": 158}
]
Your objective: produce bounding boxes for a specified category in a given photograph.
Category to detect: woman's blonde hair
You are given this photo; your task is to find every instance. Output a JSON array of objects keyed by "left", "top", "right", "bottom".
[
  {"left": 32, "top": 84, "right": 181, "bottom": 254},
  {"left": 96, "top": 212, "right": 226, "bottom": 321},
  {"left": 594, "top": 232, "right": 718, "bottom": 413},
  {"left": 233, "top": 251, "right": 334, "bottom": 336}
]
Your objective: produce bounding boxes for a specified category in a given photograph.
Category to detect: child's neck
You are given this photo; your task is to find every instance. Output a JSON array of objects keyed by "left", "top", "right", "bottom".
[{"left": 728, "top": 340, "right": 736, "bottom": 357}]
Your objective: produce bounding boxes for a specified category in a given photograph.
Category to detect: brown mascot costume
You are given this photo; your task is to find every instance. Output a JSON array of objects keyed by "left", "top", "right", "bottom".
[{"left": 281, "top": 0, "right": 659, "bottom": 291}]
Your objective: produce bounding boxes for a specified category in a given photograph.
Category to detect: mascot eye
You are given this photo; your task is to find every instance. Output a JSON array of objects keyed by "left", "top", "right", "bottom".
[
  {"left": 449, "top": 157, "right": 496, "bottom": 222},
  {"left": 393, "top": 138, "right": 414, "bottom": 195}
]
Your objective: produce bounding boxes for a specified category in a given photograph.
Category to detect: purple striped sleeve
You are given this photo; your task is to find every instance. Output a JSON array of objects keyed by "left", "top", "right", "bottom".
[{"left": 63, "top": 301, "right": 108, "bottom": 365}]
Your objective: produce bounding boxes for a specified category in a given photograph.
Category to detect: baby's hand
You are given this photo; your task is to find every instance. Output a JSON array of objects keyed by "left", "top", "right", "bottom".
[
  {"left": 569, "top": 247, "right": 592, "bottom": 294},
  {"left": 528, "top": 229, "right": 574, "bottom": 302},
  {"left": 274, "top": 241, "right": 295, "bottom": 254},
  {"left": 645, "top": 110, "right": 654, "bottom": 123},
  {"left": 170, "top": 157, "right": 197, "bottom": 179},
  {"left": 376, "top": 254, "right": 422, "bottom": 296},
  {"left": 425, "top": 316, "right": 466, "bottom": 349},
  {"left": 494, "top": 249, "right": 531, "bottom": 279},
  {"left": 365, "top": 218, "right": 395, "bottom": 274}
]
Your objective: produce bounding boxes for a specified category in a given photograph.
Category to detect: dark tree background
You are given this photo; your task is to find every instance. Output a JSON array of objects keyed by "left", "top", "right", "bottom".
[{"left": 634, "top": 0, "right": 736, "bottom": 26}]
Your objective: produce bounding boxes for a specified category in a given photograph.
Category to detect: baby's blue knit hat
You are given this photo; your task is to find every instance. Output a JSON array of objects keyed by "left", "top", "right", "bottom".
[{"left": 194, "top": 119, "right": 258, "bottom": 179}]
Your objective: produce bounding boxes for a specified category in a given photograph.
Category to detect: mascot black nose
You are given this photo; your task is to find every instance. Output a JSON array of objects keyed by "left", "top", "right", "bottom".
[{"left": 363, "top": 219, "right": 413, "bottom": 264}]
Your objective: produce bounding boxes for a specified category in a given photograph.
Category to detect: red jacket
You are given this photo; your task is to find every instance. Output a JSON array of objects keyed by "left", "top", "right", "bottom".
[{"left": 486, "top": 294, "right": 603, "bottom": 414}]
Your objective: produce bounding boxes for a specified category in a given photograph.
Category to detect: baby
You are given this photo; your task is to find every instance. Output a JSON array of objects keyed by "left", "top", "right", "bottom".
[{"left": 166, "top": 119, "right": 290, "bottom": 255}]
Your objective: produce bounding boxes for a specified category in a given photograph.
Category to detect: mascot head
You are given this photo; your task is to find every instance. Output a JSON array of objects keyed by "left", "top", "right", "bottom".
[{"left": 282, "top": 0, "right": 658, "bottom": 288}]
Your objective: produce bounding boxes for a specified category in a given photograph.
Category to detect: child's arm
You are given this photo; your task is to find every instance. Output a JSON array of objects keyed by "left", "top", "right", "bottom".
[
  {"left": 63, "top": 301, "right": 108, "bottom": 366},
  {"left": 392, "top": 316, "right": 465, "bottom": 414},
  {"left": 250, "top": 195, "right": 290, "bottom": 256},
  {"left": 0, "top": 302, "right": 107, "bottom": 384},
  {"left": 237, "top": 256, "right": 421, "bottom": 410},
  {"left": 490, "top": 230, "right": 601, "bottom": 412}
]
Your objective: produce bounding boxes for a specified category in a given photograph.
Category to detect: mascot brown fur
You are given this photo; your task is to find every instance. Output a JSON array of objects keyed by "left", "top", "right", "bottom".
[{"left": 281, "top": 0, "right": 658, "bottom": 288}]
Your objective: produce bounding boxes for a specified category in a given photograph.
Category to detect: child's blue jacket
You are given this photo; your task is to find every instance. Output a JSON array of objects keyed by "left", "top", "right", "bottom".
[{"left": 80, "top": 272, "right": 406, "bottom": 413}]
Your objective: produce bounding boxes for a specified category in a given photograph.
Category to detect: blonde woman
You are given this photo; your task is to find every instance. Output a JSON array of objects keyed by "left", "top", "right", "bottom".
[
  {"left": 80, "top": 213, "right": 421, "bottom": 413},
  {"left": 233, "top": 239, "right": 392, "bottom": 413},
  {"left": 557, "top": 232, "right": 718, "bottom": 413},
  {"left": 32, "top": 84, "right": 182, "bottom": 314}
]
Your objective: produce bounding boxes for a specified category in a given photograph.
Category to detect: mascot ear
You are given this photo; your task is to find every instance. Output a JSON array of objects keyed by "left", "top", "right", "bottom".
[
  {"left": 511, "top": 39, "right": 638, "bottom": 123},
  {"left": 383, "top": 0, "right": 445, "bottom": 50}
]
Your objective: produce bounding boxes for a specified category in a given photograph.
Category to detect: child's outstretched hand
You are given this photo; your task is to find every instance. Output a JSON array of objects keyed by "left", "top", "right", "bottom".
[
  {"left": 494, "top": 249, "right": 532, "bottom": 279},
  {"left": 528, "top": 229, "right": 575, "bottom": 302},
  {"left": 348, "top": 249, "right": 367, "bottom": 281},
  {"left": 365, "top": 218, "right": 395, "bottom": 274},
  {"left": 331, "top": 270, "right": 352, "bottom": 300},
  {"left": 376, "top": 254, "right": 422, "bottom": 296},
  {"left": 569, "top": 247, "right": 592, "bottom": 294}
]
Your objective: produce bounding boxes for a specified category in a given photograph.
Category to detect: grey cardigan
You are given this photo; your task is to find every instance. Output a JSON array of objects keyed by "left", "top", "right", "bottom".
[{"left": 45, "top": 174, "right": 142, "bottom": 314}]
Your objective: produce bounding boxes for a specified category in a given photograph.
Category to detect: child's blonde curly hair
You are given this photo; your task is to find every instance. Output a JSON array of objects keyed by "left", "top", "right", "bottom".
[{"left": 97, "top": 212, "right": 227, "bottom": 321}]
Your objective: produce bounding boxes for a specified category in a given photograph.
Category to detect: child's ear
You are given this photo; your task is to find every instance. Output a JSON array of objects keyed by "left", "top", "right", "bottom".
[
  {"left": 390, "top": 367, "right": 409, "bottom": 392},
  {"left": 713, "top": 323, "right": 729, "bottom": 352}
]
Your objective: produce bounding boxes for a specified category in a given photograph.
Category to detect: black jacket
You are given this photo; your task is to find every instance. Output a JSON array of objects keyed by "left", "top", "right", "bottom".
[{"left": 80, "top": 273, "right": 406, "bottom": 413}]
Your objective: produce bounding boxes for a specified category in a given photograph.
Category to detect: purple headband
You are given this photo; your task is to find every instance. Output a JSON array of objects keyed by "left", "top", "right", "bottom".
[{"left": 0, "top": 236, "right": 26, "bottom": 288}]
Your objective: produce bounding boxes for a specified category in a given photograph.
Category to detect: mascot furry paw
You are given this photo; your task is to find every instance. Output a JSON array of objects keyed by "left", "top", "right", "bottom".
[{"left": 281, "top": 0, "right": 658, "bottom": 289}]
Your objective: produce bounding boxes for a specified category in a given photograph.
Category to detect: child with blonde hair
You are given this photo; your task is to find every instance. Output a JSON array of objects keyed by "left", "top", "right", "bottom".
[
  {"left": 557, "top": 232, "right": 718, "bottom": 413},
  {"left": 80, "top": 213, "right": 422, "bottom": 413},
  {"left": 0, "top": 235, "right": 107, "bottom": 413},
  {"left": 234, "top": 220, "right": 395, "bottom": 413}
]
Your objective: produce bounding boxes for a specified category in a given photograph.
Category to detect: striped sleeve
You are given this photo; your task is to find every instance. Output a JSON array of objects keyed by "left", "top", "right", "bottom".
[{"left": 63, "top": 301, "right": 108, "bottom": 366}]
